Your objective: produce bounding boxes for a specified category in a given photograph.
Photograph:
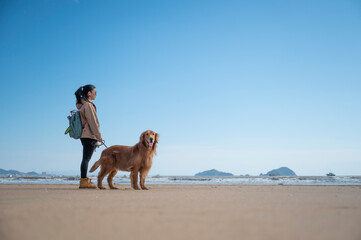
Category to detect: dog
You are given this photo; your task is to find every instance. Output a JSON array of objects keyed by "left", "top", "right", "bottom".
[{"left": 89, "top": 130, "right": 159, "bottom": 190}]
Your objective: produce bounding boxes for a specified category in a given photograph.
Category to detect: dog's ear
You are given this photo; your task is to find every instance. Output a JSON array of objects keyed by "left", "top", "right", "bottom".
[
  {"left": 155, "top": 133, "right": 159, "bottom": 143},
  {"left": 140, "top": 132, "right": 146, "bottom": 142}
]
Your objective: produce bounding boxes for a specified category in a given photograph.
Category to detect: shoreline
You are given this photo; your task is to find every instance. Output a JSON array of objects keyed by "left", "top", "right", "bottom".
[
  {"left": 1, "top": 184, "right": 361, "bottom": 240},
  {"left": 2, "top": 183, "right": 359, "bottom": 187},
  {"left": 1, "top": 175, "right": 361, "bottom": 186}
]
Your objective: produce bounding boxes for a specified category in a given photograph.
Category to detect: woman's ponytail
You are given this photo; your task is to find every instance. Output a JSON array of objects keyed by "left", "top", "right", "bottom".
[{"left": 75, "top": 87, "right": 84, "bottom": 104}]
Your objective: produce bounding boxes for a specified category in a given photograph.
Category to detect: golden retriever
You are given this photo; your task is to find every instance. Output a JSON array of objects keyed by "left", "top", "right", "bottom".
[{"left": 89, "top": 130, "right": 159, "bottom": 190}]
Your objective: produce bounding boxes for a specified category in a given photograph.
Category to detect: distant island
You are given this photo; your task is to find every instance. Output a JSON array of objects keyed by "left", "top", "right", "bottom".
[
  {"left": 0, "top": 168, "right": 46, "bottom": 177},
  {"left": 260, "top": 167, "right": 297, "bottom": 176},
  {"left": 195, "top": 169, "right": 234, "bottom": 177}
]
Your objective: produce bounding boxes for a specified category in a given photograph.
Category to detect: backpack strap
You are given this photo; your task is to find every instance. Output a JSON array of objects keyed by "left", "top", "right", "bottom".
[{"left": 82, "top": 119, "right": 88, "bottom": 132}]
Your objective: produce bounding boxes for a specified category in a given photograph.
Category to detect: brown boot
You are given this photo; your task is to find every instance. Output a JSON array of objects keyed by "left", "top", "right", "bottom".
[{"left": 79, "top": 178, "right": 97, "bottom": 189}]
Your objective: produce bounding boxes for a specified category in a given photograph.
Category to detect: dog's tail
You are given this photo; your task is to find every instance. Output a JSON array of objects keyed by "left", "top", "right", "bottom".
[{"left": 89, "top": 158, "right": 104, "bottom": 172}]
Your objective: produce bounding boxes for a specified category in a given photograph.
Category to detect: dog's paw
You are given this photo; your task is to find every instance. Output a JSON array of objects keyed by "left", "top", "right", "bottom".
[
  {"left": 132, "top": 185, "right": 141, "bottom": 190},
  {"left": 98, "top": 186, "right": 106, "bottom": 190},
  {"left": 141, "top": 186, "right": 149, "bottom": 190},
  {"left": 110, "top": 186, "right": 119, "bottom": 190}
]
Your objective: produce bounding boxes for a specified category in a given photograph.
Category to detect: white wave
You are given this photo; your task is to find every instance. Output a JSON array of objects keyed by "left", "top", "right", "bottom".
[{"left": 0, "top": 176, "right": 360, "bottom": 185}]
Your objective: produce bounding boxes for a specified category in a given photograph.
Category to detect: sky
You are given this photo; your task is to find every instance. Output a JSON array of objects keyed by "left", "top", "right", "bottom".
[{"left": 0, "top": 0, "right": 360, "bottom": 176}]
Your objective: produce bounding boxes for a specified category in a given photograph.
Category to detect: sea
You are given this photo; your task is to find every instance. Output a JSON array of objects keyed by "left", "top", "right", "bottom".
[{"left": 1, "top": 175, "right": 361, "bottom": 185}]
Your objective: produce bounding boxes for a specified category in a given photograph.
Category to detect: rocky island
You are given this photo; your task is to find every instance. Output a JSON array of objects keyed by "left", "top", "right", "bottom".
[
  {"left": 260, "top": 167, "right": 297, "bottom": 176},
  {"left": 195, "top": 169, "right": 234, "bottom": 176}
]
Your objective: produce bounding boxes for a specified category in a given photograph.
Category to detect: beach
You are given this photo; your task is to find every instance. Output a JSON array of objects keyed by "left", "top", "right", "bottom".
[{"left": 1, "top": 184, "right": 360, "bottom": 240}]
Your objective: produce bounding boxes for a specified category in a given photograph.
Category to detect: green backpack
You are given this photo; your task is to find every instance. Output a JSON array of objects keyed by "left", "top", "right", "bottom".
[{"left": 65, "top": 110, "right": 87, "bottom": 139}]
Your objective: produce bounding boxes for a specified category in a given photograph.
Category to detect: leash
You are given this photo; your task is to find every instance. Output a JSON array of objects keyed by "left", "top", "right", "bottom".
[{"left": 101, "top": 140, "right": 108, "bottom": 148}]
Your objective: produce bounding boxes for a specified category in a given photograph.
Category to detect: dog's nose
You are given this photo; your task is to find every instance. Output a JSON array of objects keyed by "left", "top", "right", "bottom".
[{"left": 150, "top": 138, "right": 153, "bottom": 143}]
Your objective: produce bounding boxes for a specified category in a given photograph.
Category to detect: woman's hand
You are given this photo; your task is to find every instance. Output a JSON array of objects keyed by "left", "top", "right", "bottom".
[{"left": 98, "top": 137, "right": 103, "bottom": 143}]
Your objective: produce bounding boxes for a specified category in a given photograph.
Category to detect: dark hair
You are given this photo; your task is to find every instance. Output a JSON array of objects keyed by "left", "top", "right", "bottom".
[{"left": 75, "top": 84, "right": 96, "bottom": 104}]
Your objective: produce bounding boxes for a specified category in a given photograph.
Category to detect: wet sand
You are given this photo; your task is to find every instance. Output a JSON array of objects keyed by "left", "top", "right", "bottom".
[{"left": 1, "top": 184, "right": 361, "bottom": 240}]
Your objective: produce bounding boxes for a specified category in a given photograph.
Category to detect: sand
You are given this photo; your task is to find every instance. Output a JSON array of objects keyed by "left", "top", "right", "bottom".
[{"left": 0, "top": 184, "right": 361, "bottom": 240}]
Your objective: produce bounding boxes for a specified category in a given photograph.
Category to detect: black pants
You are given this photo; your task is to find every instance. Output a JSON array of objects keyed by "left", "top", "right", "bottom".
[{"left": 80, "top": 138, "right": 97, "bottom": 178}]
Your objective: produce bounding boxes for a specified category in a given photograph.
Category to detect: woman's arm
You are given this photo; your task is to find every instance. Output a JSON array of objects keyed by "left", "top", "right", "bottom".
[{"left": 83, "top": 103, "right": 102, "bottom": 141}]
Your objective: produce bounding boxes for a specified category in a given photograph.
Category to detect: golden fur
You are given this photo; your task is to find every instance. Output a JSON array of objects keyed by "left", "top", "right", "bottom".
[{"left": 89, "top": 130, "right": 158, "bottom": 190}]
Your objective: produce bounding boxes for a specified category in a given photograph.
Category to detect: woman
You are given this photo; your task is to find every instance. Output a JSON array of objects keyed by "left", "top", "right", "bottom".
[{"left": 75, "top": 84, "right": 102, "bottom": 189}]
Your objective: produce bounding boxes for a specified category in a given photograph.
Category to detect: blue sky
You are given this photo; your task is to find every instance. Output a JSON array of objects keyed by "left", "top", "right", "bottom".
[{"left": 0, "top": 0, "right": 360, "bottom": 176}]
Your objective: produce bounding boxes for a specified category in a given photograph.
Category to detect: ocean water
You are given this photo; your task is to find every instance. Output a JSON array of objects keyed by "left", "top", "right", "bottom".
[{"left": 1, "top": 175, "right": 361, "bottom": 185}]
